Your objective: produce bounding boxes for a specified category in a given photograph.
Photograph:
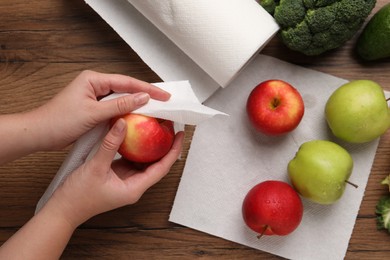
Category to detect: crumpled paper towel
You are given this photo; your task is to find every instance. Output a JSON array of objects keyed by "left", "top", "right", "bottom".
[
  {"left": 127, "top": 0, "right": 279, "bottom": 88},
  {"left": 84, "top": 0, "right": 279, "bottom": 102},
  {"left": 169, "top": 55, "right": 388, "bottom": 260},
  {"left": 35, "top": 81, "right": 227, "bottom": 213}
]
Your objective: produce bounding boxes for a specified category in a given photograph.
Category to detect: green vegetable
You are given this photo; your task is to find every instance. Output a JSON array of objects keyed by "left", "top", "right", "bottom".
[
  {"left": 356, "top": 3, "right": 390, "bottom": 60},
  {"left": 257, "top": 0, "right": 277, "bottom": 14},
  {"left": 258, "top": 0, "right": 376, "bottom": 56},
  {"left": 381, "top": 175, "right": 390, "bottom": 192},
  {"left": 376, "top": 196, "right": 390, "bottom": 232},
  {"left": 376, "top": 176, "right": 390, "bottom": 233}
]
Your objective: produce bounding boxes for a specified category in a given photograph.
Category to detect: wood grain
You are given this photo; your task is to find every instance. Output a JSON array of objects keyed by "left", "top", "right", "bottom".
[{"left": 0, "top": 0, "right": 389, "bottom": 259}]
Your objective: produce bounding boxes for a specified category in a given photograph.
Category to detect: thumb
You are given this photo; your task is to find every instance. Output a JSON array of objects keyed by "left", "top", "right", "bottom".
[
  {"left": 92, "top": 118, "right": 127, "bottom": 167},
  {"left": 97, "top": 93, "right": 150, "bottom": 121}
]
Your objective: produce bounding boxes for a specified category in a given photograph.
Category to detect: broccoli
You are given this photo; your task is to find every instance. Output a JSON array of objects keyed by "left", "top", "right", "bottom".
[
  {"left": 376, "top": 196, "right": 390, "bottom": 232},
  {"left": 382, "top": 175, "right": 390, "bottom": 192},
  {"left": 376, "top": 176, "right": 390, "bottom": 233},
  {"left": 257, "top": 0, "right": 277, "bottom": 14},
  {"left": 258, "top": 0, "right": 376, "bottom": 56}
]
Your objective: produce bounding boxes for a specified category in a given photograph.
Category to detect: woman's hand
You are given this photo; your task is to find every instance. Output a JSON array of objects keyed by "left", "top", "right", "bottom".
[
  {"left": 0, "top": 92, "right": 183, "bottom": 259},
  {"left": 35, "top": 70, "right": 171, "bottom": 150},
  {"left": 47, "top": 118, "right": 184, "bottom": 227},
  {"left": 0, "top": 70, "right": 170, "bottom": 164},
  {"left": 0, "top": 119, "right": 184, "bottom": 259}
]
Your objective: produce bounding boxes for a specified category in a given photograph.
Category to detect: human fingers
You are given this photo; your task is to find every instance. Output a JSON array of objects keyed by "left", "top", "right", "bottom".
[
  {"left": 80, "top": 70, "right": 171, "bottom": 101},
  {"left": 111, "top": 159, "right": 138, "bottom": 180},
  {"left": 128, "top": 131, "right": 185, "bottom": 194},
  {"left": 89, "top": 118, "right": 127, "bottom": 171},
  {"left": 96, "top": 92, "right": 150, "bottom": 121}
]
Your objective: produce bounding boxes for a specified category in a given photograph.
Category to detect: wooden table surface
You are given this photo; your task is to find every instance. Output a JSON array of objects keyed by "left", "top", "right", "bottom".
[{"left": 0, "top": 1, "right": 389, "bottom": 259}]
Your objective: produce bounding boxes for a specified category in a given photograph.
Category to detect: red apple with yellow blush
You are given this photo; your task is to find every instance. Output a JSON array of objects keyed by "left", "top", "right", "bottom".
[
  {"left": 246, "top": 80, "right": 305, "bottom": 135},
  {"left": 112, "top": 114, "right": 175, "bottom": 163}
]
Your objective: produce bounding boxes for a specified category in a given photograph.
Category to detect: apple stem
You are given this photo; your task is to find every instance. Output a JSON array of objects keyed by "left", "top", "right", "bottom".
[
  {"left": 386, "top": 97, "right": 390, "bottom": 102},
  {"left": 271, "top": 98, "right": 280, "bottom": 108},
  {"left": 345, "top": 180, "right": 358, "bottom": 189},
  {"left": 257, "top": 225, "right": 268, "bottom": 239}
]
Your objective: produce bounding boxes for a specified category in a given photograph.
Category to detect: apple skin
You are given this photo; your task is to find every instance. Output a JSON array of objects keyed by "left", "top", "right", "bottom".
[
  {"left": 325, "top": 80, "right": 390, "bottom": 143},
  {"left": 288, "top": 140, "right": 354, "bottom": 205},
  {"left": 113, "top": 114, "right": 175, "bottom": 163},
  {"left": 242, "top": 180, "right": 303, "bottom": 237},
  {"left": 246, "top": 79, "right": 304, "bottom": 135}
]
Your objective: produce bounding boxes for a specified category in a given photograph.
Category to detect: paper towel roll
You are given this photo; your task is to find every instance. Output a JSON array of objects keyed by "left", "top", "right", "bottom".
[{"left": 127, "top": 0, "right": 279, "bottom": 87}]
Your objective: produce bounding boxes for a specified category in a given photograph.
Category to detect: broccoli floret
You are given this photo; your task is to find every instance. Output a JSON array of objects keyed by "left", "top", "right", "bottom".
[
  {"left": 376, "top": 196, "right": 390, "bottom": 232},
  {"left": 307, "top": 0, "right": 339, "bottom": 8},
  {"left": 257, "top": 0, "right": 279, "bottom": 14},
  {"left": 258, "top": 0, "right": 376, "bottom": 56},
  {"left": 382, "top": 175, "right": 390, "bottom": 192},
  {"left": 273, "top": 1, "right": 306, "bottom": 28}
]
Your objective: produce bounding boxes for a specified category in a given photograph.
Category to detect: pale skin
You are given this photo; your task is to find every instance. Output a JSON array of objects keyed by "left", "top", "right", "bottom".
[{"left": 0, "top": 70, "right": 184, "bottom": 259}]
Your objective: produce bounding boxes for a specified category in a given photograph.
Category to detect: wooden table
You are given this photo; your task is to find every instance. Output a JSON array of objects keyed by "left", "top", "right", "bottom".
[{"left": 0, "top": 1, "right": 389, "bottom": 259}]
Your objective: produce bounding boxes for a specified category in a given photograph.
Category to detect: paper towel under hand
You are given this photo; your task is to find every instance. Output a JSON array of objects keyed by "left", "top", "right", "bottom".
[
  {"left": 35, "top": 81, "right": 227, "bottom": 214},
  {"left": 127, "top": 0, "right": 279, "bottom": 88}
]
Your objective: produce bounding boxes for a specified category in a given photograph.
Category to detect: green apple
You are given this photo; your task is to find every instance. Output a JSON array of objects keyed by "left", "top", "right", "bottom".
[
  {"left": 325, "top": 80, "right": 390, "bottom": 143},
  {"left": 288, "top": 140, "right": 354, "bottom": 205}
]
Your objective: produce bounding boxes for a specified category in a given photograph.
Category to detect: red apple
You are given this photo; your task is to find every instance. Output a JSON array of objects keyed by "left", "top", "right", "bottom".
[
  {"left": 246, "top": 79, "right": 304, "bottom": 135},
  {"left": 113, "top": 114, "right": 175, "bottom": 163},
  {"left": 242, "top": 180, "right": 303, "bottom": 237}
]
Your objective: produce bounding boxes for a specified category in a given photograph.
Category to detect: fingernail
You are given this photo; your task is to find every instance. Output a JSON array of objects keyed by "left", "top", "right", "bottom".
[
  {"left": 113, "top": 118, "right": 126, "bottom": 134},
  {"left": 134, "top": 93, "right": 150, "bottom": 105},
  {"left": 158, "top": 87, "right": 171, "bottom": 100}
]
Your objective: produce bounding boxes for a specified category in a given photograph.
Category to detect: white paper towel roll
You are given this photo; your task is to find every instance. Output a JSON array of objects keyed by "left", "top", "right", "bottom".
[{"left": 127, "top": 0, "right": 279, "bottom": 87}]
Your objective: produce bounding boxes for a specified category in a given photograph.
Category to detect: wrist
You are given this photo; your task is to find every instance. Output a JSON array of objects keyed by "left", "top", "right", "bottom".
[
  {"left": 0, "top": 110, "right": 51, "bottom": 163},
  {"left": 42, "top": 193, "right": 84, "bottom": 231},
  {"left": 23, "top": 109, "right": 49, "bottom": 151},
  {"left": 37, "top": 199, "right": 79, "bottom": 233},
  {"left": 45, "top": 183, "right": 94, "bottom": 228},
  {"left": 26, "top": 105, "right": 62, "bottom": 151}
]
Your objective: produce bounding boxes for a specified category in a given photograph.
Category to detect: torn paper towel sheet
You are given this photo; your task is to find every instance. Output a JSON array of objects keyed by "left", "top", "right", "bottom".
[
  {"left": 169, "top": 55, "right": 385, "bottom": 260},
  {"left": 35, "top": 81, "right": 227, "bottom": 213},
  {"left": 85, "top": 0, "right": 279, "bottom": 102}
]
